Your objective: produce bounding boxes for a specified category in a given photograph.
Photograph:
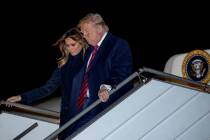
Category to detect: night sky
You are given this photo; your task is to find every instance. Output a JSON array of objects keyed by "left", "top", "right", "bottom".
[{"left": 1, "top": 2, "right": 209, "bottom": 99}]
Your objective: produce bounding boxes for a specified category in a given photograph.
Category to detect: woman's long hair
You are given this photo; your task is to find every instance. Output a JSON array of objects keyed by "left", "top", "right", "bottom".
[{"left": 53, "top": 27, "right": 88, "bottom": 68}]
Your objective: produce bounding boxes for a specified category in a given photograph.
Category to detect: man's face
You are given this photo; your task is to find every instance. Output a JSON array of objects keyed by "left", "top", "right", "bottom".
[{"left": 80, "top": 23, "right": 101, "bottom": 46}]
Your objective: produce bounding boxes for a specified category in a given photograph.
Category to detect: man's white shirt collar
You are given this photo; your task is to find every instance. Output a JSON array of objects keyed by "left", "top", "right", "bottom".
[{"left": 97, "top": 32, "right": 108, "bottom": 47}]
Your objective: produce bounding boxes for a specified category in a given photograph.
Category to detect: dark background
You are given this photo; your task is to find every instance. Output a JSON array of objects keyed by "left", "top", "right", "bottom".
[{"left": 1, "top": 2, "right": 209, "bottom": 100}]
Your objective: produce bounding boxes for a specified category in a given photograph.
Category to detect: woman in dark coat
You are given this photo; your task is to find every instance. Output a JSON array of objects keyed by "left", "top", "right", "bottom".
[{"left": 6, "top": 27, "right": 88, "bottom": 139}]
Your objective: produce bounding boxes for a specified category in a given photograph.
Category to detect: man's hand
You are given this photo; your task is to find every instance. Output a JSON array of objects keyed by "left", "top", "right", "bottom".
[{"left": 98, "top": 88, "right": 109, "bottom": 102}]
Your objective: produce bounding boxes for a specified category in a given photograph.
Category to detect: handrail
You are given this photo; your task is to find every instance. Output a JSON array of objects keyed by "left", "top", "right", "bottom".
[
  {"left": 13, "top": 122, "right": 38, "bottom": 140},
  {"left": 139, "top": 67, "right": 210, "bottom": 93},
  {"left": 44, "top": 71, "right": 139, "bottom": 140},
  {"left": 0, "top": 100, "right": 60, "bottom": 118}
]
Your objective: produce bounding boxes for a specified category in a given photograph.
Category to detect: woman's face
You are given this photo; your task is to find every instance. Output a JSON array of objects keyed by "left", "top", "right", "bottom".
[{"left": 65, "top": 37, "right": 82, "bottom": 56}]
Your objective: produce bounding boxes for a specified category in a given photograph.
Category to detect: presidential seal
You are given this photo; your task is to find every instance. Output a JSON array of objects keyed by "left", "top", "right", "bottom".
[{"left": 182, "top": 50, "right": 210, "bottom": 84}]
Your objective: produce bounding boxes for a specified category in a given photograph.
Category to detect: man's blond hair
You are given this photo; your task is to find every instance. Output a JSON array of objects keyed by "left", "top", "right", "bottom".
[{"left": 78, "top": 13, "right": 109, "bottom": 32}]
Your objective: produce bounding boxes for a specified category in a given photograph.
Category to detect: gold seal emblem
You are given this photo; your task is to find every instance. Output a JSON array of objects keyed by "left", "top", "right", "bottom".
[{"left": 182, "top": 50, "right": 210, "bottom": 84}]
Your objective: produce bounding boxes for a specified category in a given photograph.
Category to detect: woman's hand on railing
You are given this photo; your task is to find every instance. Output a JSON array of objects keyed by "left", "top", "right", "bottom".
[{"left": 6, "top": 95, "right": 21, "bottom": 107}]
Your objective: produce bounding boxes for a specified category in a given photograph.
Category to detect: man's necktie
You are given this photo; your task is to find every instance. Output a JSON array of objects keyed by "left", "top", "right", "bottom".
[{"left": 77, "top": 45, "right": 98, "bottom": 110}]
